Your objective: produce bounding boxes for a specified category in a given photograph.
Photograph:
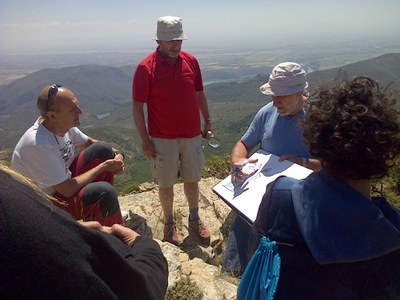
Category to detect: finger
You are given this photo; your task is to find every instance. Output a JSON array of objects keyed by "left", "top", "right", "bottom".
[
  {"left": 80, "top": 221, "right": 103, "bottom": 230},
  {"left": 110, "top": 224, "right": 140, "bottom": 246},
  {"left": 279, "top": 155, "right": 288, "bottom": 162},
  {"left": 114, "top": 153, "right": 124, "bottom": 161}
]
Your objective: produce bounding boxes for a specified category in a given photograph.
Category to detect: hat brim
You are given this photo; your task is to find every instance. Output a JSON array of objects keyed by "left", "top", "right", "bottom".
[
  {"left": 153, "top": 32, "right": 188, "bottom": 41},
  {"left": 260, "top": 82, "right": 308, "bottom": 96}
]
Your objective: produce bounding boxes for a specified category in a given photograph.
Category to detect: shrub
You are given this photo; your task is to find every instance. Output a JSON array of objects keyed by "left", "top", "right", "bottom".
[
  {"left": 203, "top": 154, "right": 231, "bottom": 179},
  {"left": 371, "top": 157, "right": 400, "bottom": 209},
  {"left": 165, "top": 277, "right": 203, "bottom": 300}
]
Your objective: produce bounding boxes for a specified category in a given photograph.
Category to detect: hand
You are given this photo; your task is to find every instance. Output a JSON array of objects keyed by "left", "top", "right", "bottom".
[
  {"left": 102, "top": 158, "right": 124, "bottom": 174},
  {"left": 114, "top": 153, "right": 124, "bottom": 161},
  {"left": 80, "top": 221, "right": 140, "bottom": 247},
  {"left": 113, "top": 154, "right": 125, "bottom": 174},
  {"left": 231, "top": 157, "right": 258, "bottom": 167},
  {"left": 202, "top": 119, "right": 213, "bottom": 136},
  {"left": 141, "top": 140, "right": 156, "bottom": 160},
  {"left": 231, "top": 158, "right": 258, "bottom": 184}
]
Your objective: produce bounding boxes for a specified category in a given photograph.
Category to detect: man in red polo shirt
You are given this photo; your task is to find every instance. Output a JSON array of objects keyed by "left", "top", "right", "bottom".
[{"left": 132, "top": 16, "right": 212, "bottom": 246}]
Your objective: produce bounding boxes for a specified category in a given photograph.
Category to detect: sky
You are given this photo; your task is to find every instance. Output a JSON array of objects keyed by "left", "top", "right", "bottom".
[{"left": 1, "top": 0, "right": 400, "bottom": 54}]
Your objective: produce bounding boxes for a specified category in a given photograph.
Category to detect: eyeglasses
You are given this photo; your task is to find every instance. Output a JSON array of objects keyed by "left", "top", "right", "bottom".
[{"left": 47, "top": 83, "right": 62, "bottom": 111}]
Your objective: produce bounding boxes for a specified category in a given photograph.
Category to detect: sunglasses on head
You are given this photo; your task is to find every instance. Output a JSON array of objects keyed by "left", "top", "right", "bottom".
[
  {"left": 48, "top": 83, "right": 62, "bottom": 98},
  {"left": 47, "top": 83, "right": 62, "bottom": 111}
]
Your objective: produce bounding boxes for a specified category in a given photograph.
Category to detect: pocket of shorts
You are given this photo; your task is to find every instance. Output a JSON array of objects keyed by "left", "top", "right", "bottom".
[
  {"left": 152, "top": 153, "right": 164, "bottom": 170},
  {"left": 196, "top": 145, "right": 205, "bottom": 167}
]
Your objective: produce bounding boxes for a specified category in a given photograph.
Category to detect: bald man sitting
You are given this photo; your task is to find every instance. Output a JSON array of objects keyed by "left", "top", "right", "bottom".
[{"left": 12, "top": 84, "right": 125, "bottom": 226}]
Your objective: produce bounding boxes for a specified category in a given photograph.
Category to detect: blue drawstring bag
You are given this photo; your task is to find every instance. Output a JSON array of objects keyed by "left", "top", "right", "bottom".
[{"left": 237, "top": 236, "right": 281, "bottom": 300}]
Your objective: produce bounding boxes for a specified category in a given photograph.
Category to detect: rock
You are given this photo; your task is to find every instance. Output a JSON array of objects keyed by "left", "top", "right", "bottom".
[
  {"left": 157, "top": 240, "right": 238, "bottom": 300},
  {"left": 119, "top": 177, "right": 238, "bottom": 299}
]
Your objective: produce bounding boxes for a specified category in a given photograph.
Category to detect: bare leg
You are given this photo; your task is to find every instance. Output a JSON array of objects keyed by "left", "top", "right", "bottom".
[
  {"left": 185, "top": 181, "right": 210, "bottom": 240},
  {"left": 159, "top": 186, "right": 174, "bottom": 222},
  {"left": 159, "top": 185, "right": 180, "bottom": 245},
  {"left": 184, "top": 182, "right": 199, "bottom": 220}
]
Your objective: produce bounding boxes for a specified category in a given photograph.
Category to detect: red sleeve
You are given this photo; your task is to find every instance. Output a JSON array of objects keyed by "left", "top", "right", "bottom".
[
  {"left": 132, "top": 64, "right": 150, "bottom": 103},
  {"left": 194, "top": 59, "right": 203, "bottom": 92},
  {"left": 189, "top": 55, "right": 204, "bottom": 92}
]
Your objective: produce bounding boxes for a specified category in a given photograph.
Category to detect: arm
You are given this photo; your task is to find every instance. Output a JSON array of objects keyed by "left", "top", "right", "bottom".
[
  {"left": 231, "top": 140, "right": 258, "bottom": 167},
  {"left": 197, "top": 90, "right": 212, "bottom": 134},
  {"left": 82, "top": 137, "right": 123, "bottom": 157},
  {"left": 304, "top": 158, "right": 322, "bottom": 172},
  {"left": 132, "top": 101, "right": 155, "bottom": 160},
  {"left": 81, "top": 221, "right": 140, "bottom": 247},
  {"left": 52, "top": 158, "right": 124, "bottom": 197},
  {"left": 279, "top": 154, "right": 322, "bottom": 172},
  {"left": 81, "top": 221, "right": 168, "bottom": 299},
  {"left": 78, "top": 136, "right": 97, "bottom": 150}
]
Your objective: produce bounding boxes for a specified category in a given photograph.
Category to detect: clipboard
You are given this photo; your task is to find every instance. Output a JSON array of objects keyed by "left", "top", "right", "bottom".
[{"left": 212, "top": 150, "right": 313, "bottom": 224}]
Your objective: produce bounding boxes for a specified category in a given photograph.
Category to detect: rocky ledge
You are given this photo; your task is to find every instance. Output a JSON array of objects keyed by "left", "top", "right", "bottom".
[{"left": 119, "top": 177, "right": 238, "bottom": 300}]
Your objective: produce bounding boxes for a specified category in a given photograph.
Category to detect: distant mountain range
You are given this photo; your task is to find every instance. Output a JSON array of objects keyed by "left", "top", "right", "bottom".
[
  {"left": 307, "top": 53, "right": 400, "bottom": 89},
  {"left": 206, "top": 53, "right": 400, "bottom": 102},
  {"left": 1, "top": 53, "right": 399, "bottom": 130},
  {"left": 1, "top": 52, "right": 399, "bottom": 185}
]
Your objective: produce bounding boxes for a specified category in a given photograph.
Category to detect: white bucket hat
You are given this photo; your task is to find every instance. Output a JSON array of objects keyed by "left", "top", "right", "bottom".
[
  {"left": 260, "top": 62, "right": 308, "bottom": 96},
  {"left": 154, "top": 16, "right": 188, "bottom": 41}
]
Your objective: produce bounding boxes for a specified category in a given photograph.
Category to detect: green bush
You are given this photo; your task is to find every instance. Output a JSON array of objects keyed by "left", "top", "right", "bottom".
[
  {"left": 165, "top": 277, "right": 203, "bottom": 300},
  {"left": 372, "top": 157, "right": 400, "bottom": 209},
  {"left": 115, "top": 181, "right": 140, "bottom": 196},
  {"left": 203, "top": 154, "right": 231, "bottom": 179}
]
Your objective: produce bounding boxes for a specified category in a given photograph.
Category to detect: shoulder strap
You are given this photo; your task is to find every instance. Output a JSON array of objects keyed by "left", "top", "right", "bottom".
[{"left": 253, "top": 176, "right": 286, "bottom": 237}]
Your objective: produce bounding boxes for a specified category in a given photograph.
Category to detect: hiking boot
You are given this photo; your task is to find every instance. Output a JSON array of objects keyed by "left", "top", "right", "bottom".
[
  {"left": 163, "top": 221, "right": 180, "bottom": 246},
  {"left": 188, "top": 217, "right": 210, "bottom": 239}
]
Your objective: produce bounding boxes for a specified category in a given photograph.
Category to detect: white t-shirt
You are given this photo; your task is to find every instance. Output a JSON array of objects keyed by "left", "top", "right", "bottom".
[{"left": 11, "top": 118, "right": 88, "bottom": 194}]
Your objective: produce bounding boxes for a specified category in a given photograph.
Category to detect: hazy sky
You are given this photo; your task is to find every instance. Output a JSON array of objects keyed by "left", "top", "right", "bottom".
[{"left": 1, "top": 0, "right": 400, "bottom": 54}]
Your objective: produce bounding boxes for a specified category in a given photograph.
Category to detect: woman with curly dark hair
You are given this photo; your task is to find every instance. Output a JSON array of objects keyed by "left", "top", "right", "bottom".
[
  {"left": 250, "top": 76, "right": 400, "bottom": 299},
  {"left": 304, "top": 76, "right": 400, "bottom": 182}
]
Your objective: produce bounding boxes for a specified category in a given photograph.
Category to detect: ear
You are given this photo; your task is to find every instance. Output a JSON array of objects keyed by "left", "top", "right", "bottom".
[{"left": 46, "top": 111, "right": 57, "bottom": 120}]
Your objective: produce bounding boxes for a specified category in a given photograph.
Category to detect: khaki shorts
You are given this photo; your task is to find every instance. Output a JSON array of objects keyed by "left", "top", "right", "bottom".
[{"left": 151, "top": 136, "right": 205, "bottom": 188}]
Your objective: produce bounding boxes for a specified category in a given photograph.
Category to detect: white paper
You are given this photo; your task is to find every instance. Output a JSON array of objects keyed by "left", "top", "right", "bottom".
[{"left": 212, "top": 150, "right": 313, "bottom": 224}]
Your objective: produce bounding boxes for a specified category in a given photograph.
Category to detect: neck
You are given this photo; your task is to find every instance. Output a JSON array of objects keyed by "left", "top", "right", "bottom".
[
  {"left": 41, "top": 118, "right": 66, "bottom": 136},
  {"left": 158, "top": 49, "right": 177, "bottom": 64},
  {"left": 344, "top": 178, "right": 371, "bottom": 199},
  {"left": 164, "top": 55, "right": 177, "bottom": 64},
  {"left": 289, "top": 95, "right": 307, "bottom": 116}
]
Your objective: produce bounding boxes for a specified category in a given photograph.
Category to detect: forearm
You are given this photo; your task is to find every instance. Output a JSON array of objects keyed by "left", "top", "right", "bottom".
[
  {"left": 197, "top": 91, "right": 212, "bottom": 133},
  {"left": 53, "top": 163, "right": 108, "bottom": 197},
  {"left": 305, "top": 158, "right": 322, "bottom": 172},
  {"left": 279, "top": 154, "right": 322, "bottom": 172},
  {"left": 231, "top": 140, "right": 250, "bottom": 165},
  {"left": 132, "top": 102, "right": 151, "bottom": 144},
  {"left": 197, "top": 91, "right": 210, "bottom": 121}
]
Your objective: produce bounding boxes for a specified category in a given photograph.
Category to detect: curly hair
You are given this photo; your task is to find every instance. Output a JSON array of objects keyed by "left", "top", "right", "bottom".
[{"left": 303, "top": 76, "right": 400, "bottom": 180}]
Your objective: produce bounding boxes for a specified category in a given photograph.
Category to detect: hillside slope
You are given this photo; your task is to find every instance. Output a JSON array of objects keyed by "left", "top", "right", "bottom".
[
  {"left": 307, "top": 53, "right": 400, "bottom": 89},
  {"left": 0, "top": 65, "right": 132, "bottom": 131}
]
